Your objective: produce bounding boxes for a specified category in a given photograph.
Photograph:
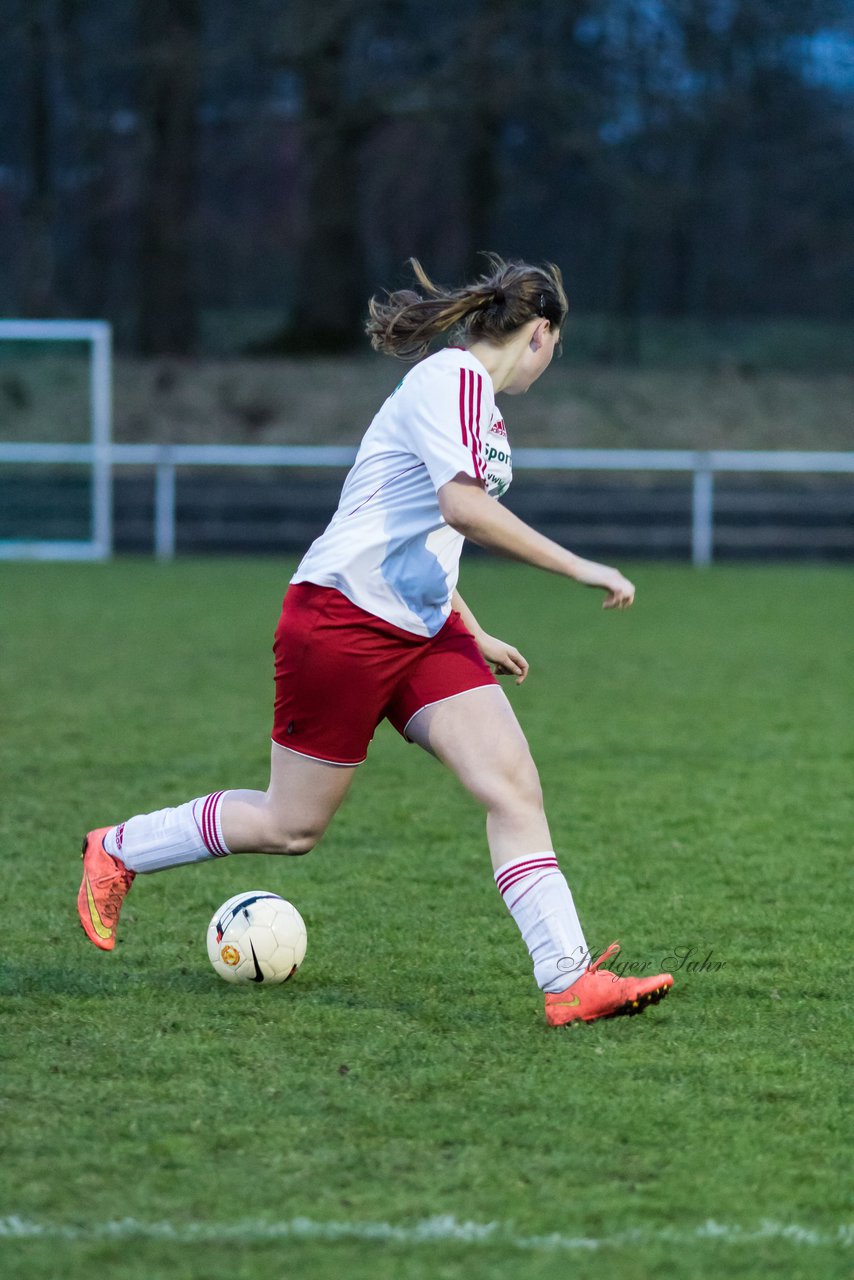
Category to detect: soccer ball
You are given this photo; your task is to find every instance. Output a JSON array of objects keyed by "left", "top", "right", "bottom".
[{"left": 207, "top": 890, "right": 307, "bottom": 986}]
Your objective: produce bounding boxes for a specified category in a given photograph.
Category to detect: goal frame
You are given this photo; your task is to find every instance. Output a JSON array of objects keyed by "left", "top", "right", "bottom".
[{"left": 0, "top": 319, "right": 112, "bottom": 560}]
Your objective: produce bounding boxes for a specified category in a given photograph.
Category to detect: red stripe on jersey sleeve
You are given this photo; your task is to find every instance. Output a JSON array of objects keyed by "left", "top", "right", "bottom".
[
  {"left": 458, "top": 368, "right": 469, "bottom": 447},
  {"left": 473, "top": 374, "right": 484, "bottom": 477},
  {"left": 458, "top": 366, "right": 485, "bottom": 480},
  {"left": 470, "top": 372, "right": 484, "bottom": 479}
]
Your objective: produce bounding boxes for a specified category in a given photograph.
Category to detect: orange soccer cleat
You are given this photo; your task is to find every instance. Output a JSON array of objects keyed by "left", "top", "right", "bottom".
[
  {"left": 77, "top": 828, "right": 135, "bottom": 951},
  {"left": 545, "top": 941, "right": 672, "bottom": 1027}
]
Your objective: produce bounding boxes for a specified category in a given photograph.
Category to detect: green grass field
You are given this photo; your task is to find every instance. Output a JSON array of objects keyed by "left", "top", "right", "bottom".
[{"left": 1, "top": 558, "right": 851, "bottom": 1280}]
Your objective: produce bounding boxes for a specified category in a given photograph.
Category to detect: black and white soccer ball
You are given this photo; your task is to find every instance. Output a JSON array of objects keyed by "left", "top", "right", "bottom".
[{"left": 207, "top": 890, "right": 307, "bottom": 985}]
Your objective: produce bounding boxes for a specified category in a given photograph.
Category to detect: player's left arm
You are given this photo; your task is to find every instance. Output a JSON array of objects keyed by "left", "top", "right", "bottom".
[{"left": 452, "top": 590, "right": 529, "bottom": 685}]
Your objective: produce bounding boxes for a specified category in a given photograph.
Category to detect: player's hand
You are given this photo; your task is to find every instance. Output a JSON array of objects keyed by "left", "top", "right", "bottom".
[
  {"left": 475, "top": 632, "right": 529, "bottom": 684},
  {"left": 599, "top": 569, "right": 635, "bottom": 610},
  {"left": 573, "top": 560, "right": 636, "bottom": 610}
]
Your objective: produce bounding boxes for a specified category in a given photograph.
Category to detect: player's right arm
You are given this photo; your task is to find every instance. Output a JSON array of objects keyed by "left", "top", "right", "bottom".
[{"left": 438, "top": 473, "right": 635, "bottom": 610}]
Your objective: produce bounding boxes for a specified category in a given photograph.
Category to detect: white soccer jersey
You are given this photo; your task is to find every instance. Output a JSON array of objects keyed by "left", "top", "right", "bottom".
[{"left": 291, "top": 347, "right": 512, "bottom": 637}]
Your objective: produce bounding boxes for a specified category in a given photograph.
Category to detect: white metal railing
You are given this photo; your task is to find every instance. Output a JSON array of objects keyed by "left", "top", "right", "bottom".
[{"left": 0, "top": 442, "right": 852, "bottom": 564}]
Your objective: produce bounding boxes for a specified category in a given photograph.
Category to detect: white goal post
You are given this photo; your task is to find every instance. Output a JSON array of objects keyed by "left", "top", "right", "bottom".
[{"left": 0, "top": 319, "right": 112, "bottom": 560}]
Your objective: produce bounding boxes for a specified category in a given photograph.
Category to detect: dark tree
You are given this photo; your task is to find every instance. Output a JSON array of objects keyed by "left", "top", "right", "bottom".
[
  {"left": 287, "top": 16, "right": 366, "bottom": 349},
  {"left": 136, "top": 0, "right": 201, "bottom": 354},
  {"left": 1, "top": 0, "right": 852, "bottom": 350},
  {"left": 19, "top": 2, "right": 58, "bottom": 316},
  {"left": 262, "top": 3, "right": 380, "bottom": 351}
]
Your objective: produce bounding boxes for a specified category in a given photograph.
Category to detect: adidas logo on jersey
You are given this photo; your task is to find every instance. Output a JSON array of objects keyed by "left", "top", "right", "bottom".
[{"left": 485, "top": 417, "right": 511, "bottom": 499}]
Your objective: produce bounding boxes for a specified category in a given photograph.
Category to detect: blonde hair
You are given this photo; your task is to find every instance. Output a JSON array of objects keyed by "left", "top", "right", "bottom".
[{"left": 366, "top": 254, "right": 567, "bottom": 360}]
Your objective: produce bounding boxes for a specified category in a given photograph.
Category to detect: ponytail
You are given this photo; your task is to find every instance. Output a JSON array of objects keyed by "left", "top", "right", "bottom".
[{"left": 366, "top": 254, "right": 567, "bottom": 360}]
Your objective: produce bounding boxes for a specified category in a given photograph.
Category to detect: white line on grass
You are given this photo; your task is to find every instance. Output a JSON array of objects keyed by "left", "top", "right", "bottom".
[{"left": 0, "top": 1215, "right": 850, "bottom": 1251}]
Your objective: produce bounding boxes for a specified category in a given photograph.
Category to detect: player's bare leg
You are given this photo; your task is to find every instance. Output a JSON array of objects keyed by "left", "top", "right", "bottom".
[
  {"left": 78, "top": 744, "right": 356, "bottom": 950},
  {"left": 405, "top": 684, "right": 551, "bottom": 868},
  {"left": 220, "top": 742, "right": 357, "bottom": 854},
  {"left": 406, "top": 685, "right": 672, "bottom": 1022}
]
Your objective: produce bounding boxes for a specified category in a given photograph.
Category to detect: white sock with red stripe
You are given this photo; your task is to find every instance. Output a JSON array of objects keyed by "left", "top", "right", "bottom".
[
  {"left": 103, "top": 792, "right": 231, "bottom": 873},
  {"left": 494, "top": 852, "right": 589, "bottom": 993}
]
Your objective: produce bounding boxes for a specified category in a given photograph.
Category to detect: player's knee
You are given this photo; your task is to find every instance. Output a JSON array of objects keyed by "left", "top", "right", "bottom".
[
  {"left": 280, "top": 833, "right": 317, "bottom": 856},
  {"left": 513, "top": 761, "right": 545, "bottom": 816},
  {"left": 264, "top": 823, "right": 320, "bottom": 856},
  {"left": 487, "top": 751, "right": 544, "bottom": 819}
]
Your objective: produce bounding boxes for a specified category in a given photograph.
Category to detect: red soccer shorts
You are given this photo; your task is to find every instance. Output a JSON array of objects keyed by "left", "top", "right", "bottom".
[{"left": 272, "top": 582, "right": 497, "bottom": 765}]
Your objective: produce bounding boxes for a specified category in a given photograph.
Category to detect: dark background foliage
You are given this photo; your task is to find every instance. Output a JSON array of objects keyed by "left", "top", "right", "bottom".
[{"left": 2, "top": 0, "right": 853, "bottom": 354}]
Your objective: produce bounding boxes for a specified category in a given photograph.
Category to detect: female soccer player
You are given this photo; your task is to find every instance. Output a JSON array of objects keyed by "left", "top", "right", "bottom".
[{"left": 78, "top": 255, "right": 672, "bottom": 1025}]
